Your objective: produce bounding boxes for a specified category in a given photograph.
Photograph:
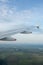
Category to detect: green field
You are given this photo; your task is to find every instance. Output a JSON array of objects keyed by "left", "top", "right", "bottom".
[{"left": 0, "top": 44, "right": 43, "bottom": 65}]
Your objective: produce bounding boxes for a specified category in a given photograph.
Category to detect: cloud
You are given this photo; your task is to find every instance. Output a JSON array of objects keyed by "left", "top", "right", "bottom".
[
  {"left": 0, "top": 0, "right": 6, "bottom": 2},
  {"left": 0, "top": 0, "right": 43, "bottom": 24},
  {"left": 0, "top": 0, "right": 43, "bottom": 27}
]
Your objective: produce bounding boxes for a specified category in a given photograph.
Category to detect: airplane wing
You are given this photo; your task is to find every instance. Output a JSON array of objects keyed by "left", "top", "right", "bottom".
[
  {"left": 0, "top": 28, "right": 24, "bottom": 41},
  {"left": 0, "top": 27, "right": 31, "bottom": 41},
  {"left": 0, "top": 25, "right": 41, "bottom": 41}
]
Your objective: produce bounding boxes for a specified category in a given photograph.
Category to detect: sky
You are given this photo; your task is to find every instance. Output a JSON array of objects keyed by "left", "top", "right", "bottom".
[{"left": 0, "top": 0, "right": 43, "bottom": 43}]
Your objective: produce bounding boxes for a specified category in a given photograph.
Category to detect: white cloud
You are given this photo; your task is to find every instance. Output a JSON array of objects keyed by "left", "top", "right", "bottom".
[
  {"left": 0, "top": 6, "right": 42, "bottom": 26},
  {"left": 0, "top": 0, "right": 43, "bottom": 26},
  {"left": 0, "top": 0, "right": 8, "bottom": 3},
  {"left": 0, "top": 0, "right": 43, "bottom": 25}
]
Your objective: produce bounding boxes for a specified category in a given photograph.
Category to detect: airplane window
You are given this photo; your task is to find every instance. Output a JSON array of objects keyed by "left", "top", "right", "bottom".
[{"left": 0, "top": 0, "right": 43, "bottom": 65}]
